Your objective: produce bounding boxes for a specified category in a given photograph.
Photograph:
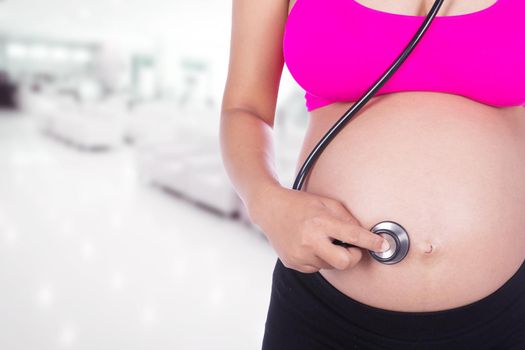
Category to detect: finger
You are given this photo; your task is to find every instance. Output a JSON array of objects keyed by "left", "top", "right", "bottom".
[
  {"left": 301, "top": 264, "right": 321, "bottom": 273},
  {"left": 311, "top": 254, "right": 335, "bottom": 270},
  {"left": 345, "top": 246, "right": 363, "bottom": 267},
  {"left": 324, "top": 216, "right": 386, "bottom": 253},
  {"left": 314, "top": 236, "right": 357, "bottom": 270},
  {"left": 302, "top": 254, "right": 333, "bottom": 271}
]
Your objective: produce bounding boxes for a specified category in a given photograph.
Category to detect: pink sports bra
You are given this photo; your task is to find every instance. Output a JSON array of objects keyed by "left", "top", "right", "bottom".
[{"left": 283, "top": 0, "right": 525, "bottom": 112}]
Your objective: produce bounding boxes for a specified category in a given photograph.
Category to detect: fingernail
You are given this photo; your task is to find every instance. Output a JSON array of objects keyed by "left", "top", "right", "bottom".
[{"left": 380, "top": 239, "right": 390, "bottom": 252}]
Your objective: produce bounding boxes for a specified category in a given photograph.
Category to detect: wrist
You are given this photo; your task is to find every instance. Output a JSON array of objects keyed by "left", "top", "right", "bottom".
[{"left": 245, "top": 181, "right": 284, "bottom": 225}]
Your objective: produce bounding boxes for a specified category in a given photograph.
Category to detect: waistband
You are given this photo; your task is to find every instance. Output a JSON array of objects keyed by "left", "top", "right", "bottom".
[{"left": 282, "top": 257, "right": 525, "bottom": 342}]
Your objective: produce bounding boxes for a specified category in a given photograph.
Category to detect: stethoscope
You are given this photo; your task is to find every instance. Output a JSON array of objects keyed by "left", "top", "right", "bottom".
[{"left": 291, "top": 0, "right": 445, "bottom": 264}]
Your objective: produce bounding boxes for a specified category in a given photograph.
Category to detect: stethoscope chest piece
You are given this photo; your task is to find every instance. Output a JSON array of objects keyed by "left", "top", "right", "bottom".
[{"left": 369, "top": 221, "right": 410, "bottom": 264}]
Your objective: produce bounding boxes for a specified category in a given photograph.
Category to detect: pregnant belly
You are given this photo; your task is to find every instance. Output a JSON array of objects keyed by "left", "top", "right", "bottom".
[{"left": 297, "top": 91, "right": 525, "bottom": 312}]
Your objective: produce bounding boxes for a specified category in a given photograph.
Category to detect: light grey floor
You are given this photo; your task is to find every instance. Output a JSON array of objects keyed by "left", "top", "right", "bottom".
[{"left": 0, "top": 112, "right": 278, "bottom": 350}]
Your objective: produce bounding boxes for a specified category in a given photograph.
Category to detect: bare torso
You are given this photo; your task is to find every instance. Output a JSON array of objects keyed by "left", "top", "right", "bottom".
[{"left": 287, "top": 0, "right": 525, "bottom": 312}]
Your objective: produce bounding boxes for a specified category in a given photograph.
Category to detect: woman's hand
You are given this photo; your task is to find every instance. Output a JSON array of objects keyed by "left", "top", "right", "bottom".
[{"left": 249, "top": 185, "right": 390, "bottom": 273}]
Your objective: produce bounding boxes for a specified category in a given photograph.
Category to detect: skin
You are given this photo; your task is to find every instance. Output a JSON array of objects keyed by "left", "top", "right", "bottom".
[{"left": 220, "top": 0, "right": 525, "bottom": 312}]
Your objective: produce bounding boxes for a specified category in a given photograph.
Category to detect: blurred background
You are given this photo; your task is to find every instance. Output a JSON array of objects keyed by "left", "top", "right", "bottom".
[{"left": 0, "top": 0, "right": 309, "bottom": 349}]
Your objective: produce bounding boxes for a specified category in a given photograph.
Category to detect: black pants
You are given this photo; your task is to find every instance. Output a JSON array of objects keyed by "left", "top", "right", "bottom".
[{"left": 262, "top": 257, "right": 525, "bottom": 349}]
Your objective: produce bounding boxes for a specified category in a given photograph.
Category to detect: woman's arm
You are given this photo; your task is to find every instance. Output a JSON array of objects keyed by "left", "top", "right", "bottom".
[
  {"left": 220, "top": 0, "right": 289, "bottom": 223},
  {"left": 220, "top": 0, "right": 388, "bottom": 272}
]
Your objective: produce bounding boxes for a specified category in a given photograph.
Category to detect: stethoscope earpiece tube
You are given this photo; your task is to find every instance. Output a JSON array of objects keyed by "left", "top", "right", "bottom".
[{"left": 290, "top": 0, "right": 445, "bottom": 264}]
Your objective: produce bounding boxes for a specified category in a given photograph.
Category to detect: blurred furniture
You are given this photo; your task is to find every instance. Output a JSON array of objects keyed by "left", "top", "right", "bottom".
[
  {"left": 133, "top": 101, "right": 242, "bottom": 218},
  {"left": 48, "top": 98, "right": 127, "bottom": 150},
  {"left": 125, "top": 99, "right": 183, "bottom": 145},
  {"left": 34, "top": 94, "right": 128, "bottom": 150}
]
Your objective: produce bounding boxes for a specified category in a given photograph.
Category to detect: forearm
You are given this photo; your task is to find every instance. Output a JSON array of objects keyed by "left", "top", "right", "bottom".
[{"left": 220, "top": 107, "right": 283, "bottom": 222}]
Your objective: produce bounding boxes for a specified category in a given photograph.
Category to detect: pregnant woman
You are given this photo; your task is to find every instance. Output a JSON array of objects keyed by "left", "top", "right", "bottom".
[{"left": 220, "top": 0, "right": 525, "bottom": 348}]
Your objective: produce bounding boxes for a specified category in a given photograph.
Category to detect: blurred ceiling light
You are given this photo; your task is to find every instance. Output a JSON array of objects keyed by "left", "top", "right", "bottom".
[
  {"left": 71, "top": 48, "right": 91, "bottom": 63},
  {"left": 50, "top": 47, "right": 71, "bottom": 62},
  {"left": 30, "top": 44, "right": 51, "bottom": 60},
  {"left": 6, "top": 43, "right": 29, "bottom": 59}
]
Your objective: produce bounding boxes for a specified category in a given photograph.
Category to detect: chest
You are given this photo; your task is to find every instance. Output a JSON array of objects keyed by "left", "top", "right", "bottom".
[{"left": 283, "top": 0, "right": 525, "bottom": 107}]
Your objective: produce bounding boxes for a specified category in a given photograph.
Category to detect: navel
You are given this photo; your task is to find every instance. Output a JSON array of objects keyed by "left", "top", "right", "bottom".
[
  {"left": 420, "top": 240, "right": 436, "bottom": 255},
  {"left": 424, "top": 243, "right": 434, "bottom": 254}
]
